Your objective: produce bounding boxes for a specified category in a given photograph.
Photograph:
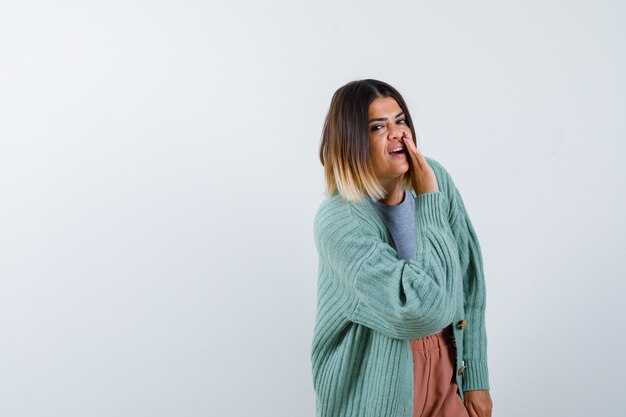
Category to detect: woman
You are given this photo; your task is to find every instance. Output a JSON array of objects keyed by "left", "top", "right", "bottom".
[{"left": 312, "top": 79, "right": 493, "bottom": 417}]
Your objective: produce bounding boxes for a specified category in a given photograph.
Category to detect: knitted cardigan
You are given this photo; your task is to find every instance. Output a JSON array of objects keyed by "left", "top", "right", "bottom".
[{"left": 311, "top": 157, "right": 490, "bottom": 417}]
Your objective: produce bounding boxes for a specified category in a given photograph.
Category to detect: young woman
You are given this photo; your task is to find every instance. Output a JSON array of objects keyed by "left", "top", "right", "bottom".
[{"left": 312, "top": 79, "right": 493, "bottom": 417}]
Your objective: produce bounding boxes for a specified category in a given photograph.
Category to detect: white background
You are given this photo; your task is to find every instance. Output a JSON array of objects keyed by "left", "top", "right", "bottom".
[{"left": 1, "top": 1, "right": 625, "bottom": 416}]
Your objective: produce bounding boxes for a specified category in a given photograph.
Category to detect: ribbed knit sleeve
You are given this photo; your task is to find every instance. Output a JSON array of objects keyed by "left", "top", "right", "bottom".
[
  {"left": 433, "top": 160, "right": 490, "bottom": 391},
  {"left": 313, "top": 191, "right": 462, "bottom": 340}
]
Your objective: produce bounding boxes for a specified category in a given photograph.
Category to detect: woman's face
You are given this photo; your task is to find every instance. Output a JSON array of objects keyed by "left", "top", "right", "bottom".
[{"left": 368, "top": 96, "right": 411, "bottom": 185}]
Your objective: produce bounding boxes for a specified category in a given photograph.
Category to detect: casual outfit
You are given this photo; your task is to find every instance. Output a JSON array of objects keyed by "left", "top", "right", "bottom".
[
  {"left": 367, "top": 191, "right": 468, "bottom": 417},
  {"left": 312, "top": 157, "right": 489, "bottom": 417}
]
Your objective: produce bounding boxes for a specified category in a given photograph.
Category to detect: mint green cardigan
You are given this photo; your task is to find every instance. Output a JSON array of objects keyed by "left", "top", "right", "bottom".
[{"left": 311, "top": 157, "right": 490, "bottom": 417}]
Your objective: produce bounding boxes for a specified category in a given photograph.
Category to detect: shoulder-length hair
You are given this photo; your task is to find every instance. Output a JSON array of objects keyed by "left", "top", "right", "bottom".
[{"left": 319, "top": 79, "right": 418, "bottom": 203}]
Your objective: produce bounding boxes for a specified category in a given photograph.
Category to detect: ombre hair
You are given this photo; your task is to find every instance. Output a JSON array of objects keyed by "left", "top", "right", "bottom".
[{"left": 319, "top": 79, "right": 419, "bottom": 203}]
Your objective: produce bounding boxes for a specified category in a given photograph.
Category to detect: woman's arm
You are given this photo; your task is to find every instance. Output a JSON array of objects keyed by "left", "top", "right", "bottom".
[
  {"left": 314, "top": 191, "right": 461, "bottom": 340},
  {"left": 434, "top": 160, "right": 490, "bottom": 391}
]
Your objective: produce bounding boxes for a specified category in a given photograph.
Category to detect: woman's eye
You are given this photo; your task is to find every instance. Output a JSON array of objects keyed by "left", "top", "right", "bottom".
[
  {"left": 397, "top": 119, "right": 407, "bottom": 125},
  {"left": 371, "top": 125, "right": 383, "bottom": 131}
]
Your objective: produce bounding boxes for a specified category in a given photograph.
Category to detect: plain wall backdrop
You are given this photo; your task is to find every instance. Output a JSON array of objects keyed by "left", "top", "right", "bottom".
[{"left": 1, "top": 1, "right": 625, "bottom": 416}]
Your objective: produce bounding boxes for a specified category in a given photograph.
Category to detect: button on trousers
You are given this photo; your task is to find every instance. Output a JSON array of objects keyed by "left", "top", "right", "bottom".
[{"left": 409, "top": 325, "right": 469, "bottom": 417}]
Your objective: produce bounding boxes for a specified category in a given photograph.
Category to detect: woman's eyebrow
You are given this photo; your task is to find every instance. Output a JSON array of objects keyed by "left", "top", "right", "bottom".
[{"left": 368, "top": 111, "right": 404, "bottom": 123}]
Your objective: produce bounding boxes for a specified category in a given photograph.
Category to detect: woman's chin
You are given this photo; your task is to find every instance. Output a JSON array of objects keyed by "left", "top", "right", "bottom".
[
  {"left": 390, "top": 169, "right": 409, "bottom": 180},
  {"left": 395, "top": 163, "right": 410, "bottom": 175}
]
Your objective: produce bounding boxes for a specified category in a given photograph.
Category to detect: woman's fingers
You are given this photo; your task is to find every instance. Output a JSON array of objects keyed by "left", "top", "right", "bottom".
[
  {"left": 402, "top": 135, "right": 422, "bottom": 169},
  {"left": 464, "top": 391, "right": 493, "bottom": 417},
  {"left": 465, "top": 402, "right": 479, "bottom": 417},
  {"left": 402, "top": 133, "right": 439, "bottom": 194}
]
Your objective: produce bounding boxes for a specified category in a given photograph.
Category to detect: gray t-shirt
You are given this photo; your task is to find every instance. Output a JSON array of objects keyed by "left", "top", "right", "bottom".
[{"left": 366, "top": 190, "right": 416, "bottom": 262}]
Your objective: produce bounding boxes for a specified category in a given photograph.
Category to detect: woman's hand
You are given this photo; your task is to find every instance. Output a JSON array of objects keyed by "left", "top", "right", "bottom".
[
  {"left": 402, "top": 134, "right": 439, "bottom": 195},
  {"left": 463, "top": 390, "right": 493, "bottom": 417}
]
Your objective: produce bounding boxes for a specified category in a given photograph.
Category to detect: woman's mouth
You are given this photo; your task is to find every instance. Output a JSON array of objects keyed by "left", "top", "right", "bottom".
[{"left": 389, "top": 146, "right": 406, "bottom": 156}]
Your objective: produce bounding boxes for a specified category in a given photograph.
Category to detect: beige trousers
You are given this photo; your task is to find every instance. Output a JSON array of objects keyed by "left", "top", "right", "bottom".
[{"left": 409, "top": 324, "right": 469, "bottom": 417}]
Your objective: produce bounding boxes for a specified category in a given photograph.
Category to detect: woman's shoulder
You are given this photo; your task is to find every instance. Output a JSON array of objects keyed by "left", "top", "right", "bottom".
[
  {"left": 314, "top": 192, "right": 382, "bottom": 238},
  {"left": 425, "top": 156, "right": 452, "bottom": 181},
  {"left": 423, "top": 156, "right": 462, "bottom": 223},
  {"left": 315, "top": 193, "right": 365, "bottom": 224},
  {"left": 425, "top": 156, "right": 457, "bottom": 193}
]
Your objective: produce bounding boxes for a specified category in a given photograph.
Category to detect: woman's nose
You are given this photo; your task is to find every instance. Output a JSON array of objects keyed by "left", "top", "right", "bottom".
[{"left": 388, "top": 125, "right": 405, "bottom": 139}]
